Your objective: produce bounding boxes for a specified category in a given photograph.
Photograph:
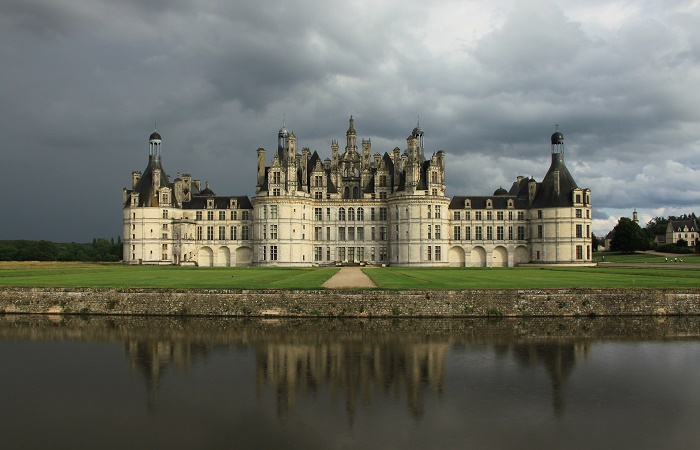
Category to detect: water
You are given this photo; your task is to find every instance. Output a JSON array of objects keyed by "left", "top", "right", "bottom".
[{"left": 1, "top": 315, "right": 699, "bottom": 450}]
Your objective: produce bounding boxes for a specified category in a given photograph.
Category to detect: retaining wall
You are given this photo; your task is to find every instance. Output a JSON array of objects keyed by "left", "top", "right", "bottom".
[{"left": 1, "top": 287, "right": 699, "bottom": 317}]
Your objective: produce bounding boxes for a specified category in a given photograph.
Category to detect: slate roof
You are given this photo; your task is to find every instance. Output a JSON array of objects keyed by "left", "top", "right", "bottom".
[
  {"left": 449, "top": 195, "right": 528, "bottom": 210},
  {"left": 129, "top": 155, "right": 174, "bottom": 207},
  {"left": 182, "top": 195, "right": 253, "bottom": 210},
  {"left": 668, "top": 219, "right": 698, "bottom": 232},
  {"left": 531, "top": 153, "right": 579, "bottom": 208}
]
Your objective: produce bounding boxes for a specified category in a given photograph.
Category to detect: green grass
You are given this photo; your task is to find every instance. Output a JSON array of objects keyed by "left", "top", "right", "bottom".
[
  {"left": 595, "top": 251, "right": 700, "bottom": 263},
  {"left": 362, "top": 266, "right": 700, "bottom": 289},
  {"left": 1, "top": 261, "right": 699, "bottom": 290},
  {"left": 0, "top": 262, "right": 339, "bottom": 289}
]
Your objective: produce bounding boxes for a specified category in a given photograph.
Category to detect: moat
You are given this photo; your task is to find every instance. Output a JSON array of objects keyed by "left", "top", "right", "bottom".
[{"left": 2, "top": 316, "right": 699, "bottom": 449}]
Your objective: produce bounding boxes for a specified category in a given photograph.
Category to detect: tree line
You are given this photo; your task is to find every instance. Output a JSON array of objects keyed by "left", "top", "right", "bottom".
[
  {"left": 0, "top": 238, "right": 123, "bottom": 262},
  {"left": 608, "top": 213, "right": 699, "bottom": 254}
]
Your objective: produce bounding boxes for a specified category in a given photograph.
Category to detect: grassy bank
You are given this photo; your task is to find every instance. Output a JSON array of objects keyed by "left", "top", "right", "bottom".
[{"left": 1, "top": 260, "right": 700, "bottom": 289}]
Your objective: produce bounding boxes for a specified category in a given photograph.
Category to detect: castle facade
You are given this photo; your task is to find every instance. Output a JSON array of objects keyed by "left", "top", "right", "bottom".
[{"left": 123, "top": 117, "right": 592, "bottom": 267}]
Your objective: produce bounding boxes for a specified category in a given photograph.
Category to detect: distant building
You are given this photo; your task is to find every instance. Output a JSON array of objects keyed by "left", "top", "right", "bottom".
[
  {"left": 123, "top": 118, "right": 592, "bottom": 266},
  {"left": 666, "top": 219, "right": 698, "bottom": 247}
]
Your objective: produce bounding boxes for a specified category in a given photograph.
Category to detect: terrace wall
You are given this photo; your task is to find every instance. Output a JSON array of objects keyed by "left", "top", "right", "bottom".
[{"left": 0, "top": 287, "right": 699, "bottom": 317}]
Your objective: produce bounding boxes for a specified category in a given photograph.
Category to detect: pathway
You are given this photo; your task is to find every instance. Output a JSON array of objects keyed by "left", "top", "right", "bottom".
[{"left": 323, "top": 267, "right": 377, "bottom": 289}]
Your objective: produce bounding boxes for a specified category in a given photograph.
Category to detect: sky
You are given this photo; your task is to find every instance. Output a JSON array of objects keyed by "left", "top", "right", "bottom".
[{"left": 2, "top": 0, "right": 700, "bottom": 242}]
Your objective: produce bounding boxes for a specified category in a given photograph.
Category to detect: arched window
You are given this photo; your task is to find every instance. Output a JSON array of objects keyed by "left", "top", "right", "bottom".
[
  {"left": 339, "top": 207, "right": 346, "bottom": 221},
  {"left": 353, "top": 186, "right": 359, "bottom": 198},
  {"left": 348, "top": 208, "right": 355, "bottom": 221},
  {"left": 357, "top": 207, "right": 364, "bottom": 221},
  {"left": 344, "top": 186, "right": 350, "bottom": 199}
]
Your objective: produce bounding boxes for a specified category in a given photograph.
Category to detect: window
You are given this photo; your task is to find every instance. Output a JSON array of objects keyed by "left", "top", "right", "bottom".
[
  {"left": 576, "top": 224, "right": 583, "bottom": 238},
  {"left": 338, "top": 247, "right": 346, "bottom": 261},
  {"left": 230, "top": 210, "right": 237, "bottom": 220},
  {"left": 537, "top": 210, "right": 543, "bottom": 219},
  {"left": 508, "top": 211, "right": 513, "bottom": 220},
  {"left": 435, "top": 225, "right": 441, "bottom": 239},
  {"left": 518, "top": 211, "right": 525, "bottom": 220},
  {"left": 586, "top": 209, "right": 590, "bottom": 219},
  {"left": 272, "top": 172, "right": 281, "bottom": 184},
  {"left": 371, "top": 208, "right": 376, "bottom": 221},
  {"left": 357, "top": 247, "right": 364, "bottom": 261},
  {"left": 339, "top": 227, "right": 346, "bottom": 240},
  {"left": 587, "top": 225, "right": 590, "bottom": 238},
  {"left": 219, "top": 226, "right": 225, "bottom": 240},
  {"left": 517, "top": 226, "right": 525, "bottom": 240},
  {"left": 207, "top": 211, "right": 214, "bottom": 221},
  {"left": 435, "top": 206, "right": 441, "bottom": 219},
  {"left": 379, "top": 247, "right": 387, "bottom": 261},
  {"left": 508, "top": 226, "right": 513, "bottom": 240},
  {"left": 379, "top": 192, "right": 387, "bottom": 199},
  {"left": 435, "top": 246, "right": 441, "bottom": 261},
  {"left": 325, "top": 208, "right": 331, "bottom": 221},
  {"left": 270, "top": 224, "right": 278, "bottom": 239},
  {"left": 315, "top": 191, "right": 323, "bottom": 200},
  {"left": 427, "top": 246, "right": 432, "bottom": 261},
  {"left": 576, "top": 209, "right": 582, "bottom": 218},
  {"left": 314, "top": 247, "right": 322, "bottom": 261},
  {"left": 314, "top": 175, "right": 323, "bottom": 187},
  {"left": 537, "top": 225, "right": 543, "bottom": 238},
  {"left": 357, "top": 207, "right": 364, "bottom": 221},
  {"left": 348, "top": 227, "right": 355, "bottom": 240},
  {"left": 262, "top": 206, "right": 267, "bottom": 219},
  {"left": 315, "top": 207, "right": 322, "bottom": 221},
  {"left": 315, "top": 226, "right": 322, "bottom": 240},
  {"left": 357, "top": 227, "right": 364, "bottom": 241},
  {"left": 427, "top": 205, "right": 432, "bottom": 219},
  {"left": 454, "top": 226, "right": 461, "bottom": 240},
  {"left": 231, "top": 226, "right": 237, "bottom": 240},
  {"left": 273, "top": 188, "right": 280, "bottom": 196},
  {"left": 326, "top": 227, "right": 331, "bottom": 240},
  {"left": 454, "top": 211, "right": 461, "bottom": 220},
  {"left": 475, "top": 211, "right": 482, "bottom": 220},
  {"left": 241, "top": 225, "right": 249, "bottom": 240},
  {"left": 576, "top": 245, "right": 583, "bottom": 259},
  {"left": 262, "top": 224, "right": 267, "bottom": 239},
  {"left": 207, "top": 226, "right": 214, "bottom": 240},
  {"left": 465, "top": 226, "right": 471, "bottom": 240},
  {"left": 576, "top": 194, "right": 581, "bottom": 203},
  {"left": 371, "top": 227, "right": 376, "bottom": 240},
  {"left": 270, "top": 205, "right": 277, "bottom": 219},
  {"left": 197, "top": 227, "right": 202, "bottom": 240},
  {"left": 587, "top": 246, "right": 591, "bottom": 259},
  {"left": 379, "top": 227, "right": 387, "bottom": 241},
  {"left": 339, "top": 208, "right": 346, "bottom": 221},
  {"left": 241, "top": 211, "right": 249, "bottom": 220},
  {"left": 219, "top": 211, "right": 226, "bottom": 220},
  {"left": 487, "top": 226, "right": 493, "bottom": 240},
  {"left": 270, "top": 246, "right": 278, "bottom": 261},
  {"left": 163, "top": 210, "right": 168, "bottom": 219},
  {"left": 261, "top": 246, "right": 267, "bottom": 261},
  {"left": 162, "top": 233, "right": 168, "bottom": 239},
  {"left": 379, "top": 207, "right": 388, "bottom": 221},
  {"left": 497, "top": 211, "right": 504, "bottom": 220},
  {"left": 327, "top": 247, "right": 331, "bottom": 261},
  {"left": 475, "top": 226, "right": 483, "bottom": 240},
  {"left": 487, "top": 211, "right": 492, "bottom": 220},
  {"left": 466, "top": 211, "right": 471, "bottom": 220},
  {"left": 348, "top": 208, "right": 355, "bottom": 221},
  {"left": 497, "top": 226, "right": 504, "bottom": 240},
  {"left": 428, "top": 225, "right": 432, "bottom": 239},
  {"left": 196, "top": 211, "right": 203, "bottom": 220}
]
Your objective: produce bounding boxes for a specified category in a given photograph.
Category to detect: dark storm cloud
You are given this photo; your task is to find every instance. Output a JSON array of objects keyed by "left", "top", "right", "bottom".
[{"left": 1, "top": 0, "right": 700, "bottom": 240}]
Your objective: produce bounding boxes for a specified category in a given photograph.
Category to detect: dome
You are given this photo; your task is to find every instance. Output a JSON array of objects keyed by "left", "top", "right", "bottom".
[
  {"left": 493, "top": 187, "right": 508, "bottom": 196},
  {"left": 149, "top": 131, "right": 162, "bottom": 141},
  {"left": 412, "top": 125, "right": 424, "bottom": 136},
  {"left": 551, "top": 131, "right": 564, "bottom": 145},
  {"left": 278, "top": 126, "right": 289, "bottom": 136}
]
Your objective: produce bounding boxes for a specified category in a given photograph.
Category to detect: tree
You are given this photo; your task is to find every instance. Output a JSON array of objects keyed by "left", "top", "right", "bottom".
[
  {"left": 644, "top": 216, "right": 668, "bottom": 239},
  {"left": 610, "top": 217, "right": 648, "bottom": 254},
  {"left": 677, "top": 238, "right": 688, "bottom": 247},
  {"left": 591, "top": 232, "right": 599, "bottom": 252}
]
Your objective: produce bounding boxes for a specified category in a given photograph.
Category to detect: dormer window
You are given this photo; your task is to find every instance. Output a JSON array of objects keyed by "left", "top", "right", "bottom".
[
  {"left": 486, "top": 199, "right": 492, "bottom": 209},
  {"left": 230, "top": 198, "right": 237, "bottom": 209},
  {"left": 207, "top": 199, "right": 214, "bottom": 209},
  {"left": 464, "top": 199, "right": 471, "bottom": 209},
  {"left": 508, "top": 199, "right": 514, "bottom": 208}
]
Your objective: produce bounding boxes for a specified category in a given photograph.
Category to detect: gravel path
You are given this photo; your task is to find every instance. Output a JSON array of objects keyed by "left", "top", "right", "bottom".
[{"left": 323, "top": 267, "right": 377, "bottom": 288}]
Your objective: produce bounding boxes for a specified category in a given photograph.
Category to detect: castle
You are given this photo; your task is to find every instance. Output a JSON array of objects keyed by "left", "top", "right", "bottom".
[{"left": 123, "top": 117, "right": 592, "bottom": 267}]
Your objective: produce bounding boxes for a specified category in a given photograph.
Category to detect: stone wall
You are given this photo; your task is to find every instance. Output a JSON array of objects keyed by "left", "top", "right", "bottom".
[{"left": 0, "top": 287, "right": 699, "bottom": 317}]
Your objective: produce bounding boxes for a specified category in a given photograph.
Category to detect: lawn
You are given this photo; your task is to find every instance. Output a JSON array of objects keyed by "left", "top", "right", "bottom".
[
  {"left": 1, "top": 261, "right": 699, "bottom": 290},
  {"left": 594, "top": 251, "right": 700, "bottom": 263}
]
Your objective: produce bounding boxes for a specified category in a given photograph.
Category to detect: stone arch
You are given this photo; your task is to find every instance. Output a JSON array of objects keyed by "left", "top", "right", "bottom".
[
  {"left": 235, "top": 246, "right": 253, "bottom": 266},
  {"left": 492, "top": 246, "right": 508, "bottom": 267},
  {"left": 470, "top": 246, "right": 486, "bottom": 267},
  {"left": 448, "top": 246, "right": 465, "bottom": 267},
  {"left": 217, "top": 246, "right": 231, "bottom": 267},
  {"left": 198, "top": 246, "right": 213, "bottom": 267},
  {"left": 514, "top": 246, "right": 529, "bottom": 265}
]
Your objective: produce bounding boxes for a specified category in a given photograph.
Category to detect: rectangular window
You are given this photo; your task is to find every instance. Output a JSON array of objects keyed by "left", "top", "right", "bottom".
[
  {"left": 427, "top": 246, "right": 432, "bottom": 261},
  {"left": 576, "top": 209, "right": 582, "bottom": 218},
  {"left": 163, "top": 210, "right": 168, "bottom": 219},
  {"left": 428, "top": 225, "right": 432, "bottom": 239},
  {"left": 371, "top": 208, "right": 376, "bottom": 221},
  {"left": 487, "top": 226, "right": 493, "bottom": 240},
  {"left": 576, "top": 194, "right": 581, "bottom": 204},
  {"left": 518, "top": 211, "right": 525, "bottom": 220},
  {"left": 326, "top": 208, "right": 331, "bottom": 221},
  {"left": 427, "top": 205, "right": 432, "bottom": 219},
  {"left": 262, "top": 224, "right": 267, "bottom": 239},
  {"left": 241, "top": 225, "right": 249, "bottom": 240},
  {"left": 586, "top": 209, "right": 590, "bottom": 219},
  {"left": 326, "top": 247, "right": 331, "bottom": 261},
  {"left": 497, "top": 226, "right": 504, "bottom": 240},
  {"left": 357, "top": 227, "right": 364, "bottom": 241},
  {"left": 272, "top": 188, "right": 280, "bottom": 196},
  {"left": 466, "top": 211, "right": 471, "bottom": 220},
  {"left": 475, "top": 211, "right": 482, "bottom": 220},
  {"left": 435, "top": 206, "right": 441, "bottom": 219},
  {"left": 315, "top": 207, "right": 322, "bottom": 221},
  {"left": 197, "top": 226, "right": 202, "bottom": 240},
  {"left": 587, "top": 245, "right": 591, "bottom": 260},
  {"left": 162, "top": 233, "right": 168, "bottom": 239},
  {"left": 517, "top": 226, "right": 525, "bottom": 240},
  {"left": 270, "top": 205, "right": 278, "bottom": 219},
  {"left": 196, "top": 211, "right": 203, "bottom": 220},
  {"left": 454, "top": 211, "right": 461, "bottom": 220},
  {"left": 497, "top": 211, "right": 504, "bottom": 220},
  {"left": 379, "top": 226, "right": 387, "bottom": 241},
  {"left": 348, "top": 227, "right": 355, "bottom": 241},
  {"left": 230, "top": 210, "right": 237, "bottom": 220},
  {"left": 454, "top": 226, "right": 461, "bottom": 240},
  {"left": 379, "top": 207, "right": 388, "bottom": 221},
  {"left": 241, "top": 211, "right": 249, "bottom": 220},
  {"left": 357, "top": 247, "right": 364, "bottom": 261},
  {"left": 576, "top": 245, "right": 583, "bottom": 259},
  {"left": 435, "top": 246, "right": 441, "bottom": 261},
  {"left": 538, "top": 225, "right": 543, "bottom": 238},
  {"left": 261, "top": 246, "right": 266, "bottom": 261},
  {"left": 326, "top": 227, "right": 331, "bottom": 241},
  {"left": 338, "top": 247, "right": 346, "bottom": 261},
  {"left": 270, "top": 224, "right": 278, "bottom": 239},
  {"left": 379, "top": 247, "right": 387, "bottom": 261},
  {"left": 435, "top": 225, "right": 441, "bottom": 239},
  {"left": 508, "top": 211, "right": 513, "bottom": 221},
  {"left": 538, "top": 210, "right": 543, "bottom": 219},
  {"left": 219, "top": 211, "right": 225, "bottom": 220},
  {"left": 314, "top": 247, "right": 322, "bottom": 261},
  {"left": 586, "top": 225, "right": 590, "bottom": 238},
  {"left": 231, "top": 226, "right": 237, "bottom": 240},
  {"left": 207, "top": 226, "right": 214, "bottom": 240},
  {"left": 487, "top": 211, "right": 493, "bottom": 221},
  {"left": 315, "top": 226, "right": 322, "bottom": 240},
  {"left": 508, "top": 226, "right": 513, "bottom": 240},
  {"left": 270, "top": 245, "right": 278, "bottom": 261},
  {"left": 465, "top": 226, "right": 471, "bottom": 240},
  {"left": 475, "top": 226, "right": 483, "bottom": 240},
  {"left": 219, "top": 226, "right": 225, "bottom": 240},
  {"left": 207, "top": 211, "right": 214, "bottom": 221},
  {"left": 339, "top": 227, "right": 346, "bottom": 240},
  {"left": 371, "top": 226, "right": 376, "bottom": 240},
  {"left": 576, "top": 224, "right": 583, "bottom": 238}
]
